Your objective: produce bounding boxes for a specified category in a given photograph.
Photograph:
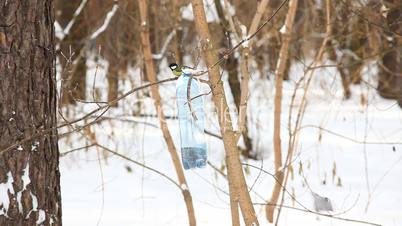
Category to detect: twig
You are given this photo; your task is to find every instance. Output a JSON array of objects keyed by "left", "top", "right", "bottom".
[
  {"left": 244, "top": 163, "right": 382, "bottom": 226},
  {"left": 0, "top": 77, "right": 179, "bottom": 155},
  {"left": 4, "top": 0, "right": 291, "bottom": 156},
  {"left": 268, "top": 0, "right": 299, "bottom": 222},
  {"left": 187, "top": 90, "right": 212, "bottom": 102},
  {"left": 97, "top": 143, "right": 181, "bottom": 189},
  {"left": 339, "top": 0, "right": 402, "bottom": 37},
  {"left": 253, "top": 203, "right": 382, "bottom": 226},
  {"left": 298, "top": 125, "right": 402, "bottom": 145},
  {"left": 60, "top": 144, "right": 97, "bottom": 156},
  {"left": 186, "top": 74, "right": 198, "bottom": 120},
  {"left": 190, "top": 0, "right": 290, "bottom": 79},
  {"left": 85, "top": 115, "right": 223, "bottom": 140}
]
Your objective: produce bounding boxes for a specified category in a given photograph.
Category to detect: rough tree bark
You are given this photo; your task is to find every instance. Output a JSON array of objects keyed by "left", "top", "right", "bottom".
[
  {"left": 190, "top": 0, "right": 259, "bottom": 225},
  {"left": 0, "top": 0, "right": 62, "bottom": 225},
  {"left": 137, "top": 0, "right": 196, "bottom": 225},
  {"left": 266, "top": 0, "right": 298, "bottom": 223}
]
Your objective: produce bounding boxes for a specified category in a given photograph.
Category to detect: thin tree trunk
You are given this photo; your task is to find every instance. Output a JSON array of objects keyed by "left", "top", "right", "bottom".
[
  {"left": 266, "top": 0, "right": 298, "bottom": 223},
  {"left": 378, "top": 0, "right": 402, "bottom": 104},
  {"left": 213, "top": 3, "right": 242, "bottom": 218},
  {"left": 58, "top": 0, "right": 89, "bottom": 105},
  {"left": 107, "top": 63, "right": 119, "bottom": 107},
  {"left": 238, "top": 48, "right": 253, "bottom": 159},
  {"left": 0, "top": 0, "right": 62, "bottom": 225},
  {"left": 327, "top": 1, "right": 353, "bottom": 99},
  {"left": 137, "top": 0, "right": 196, "bottom": 225},
  {"left": 208, "top": 2, "right": 242, "bottom": 223},
  {"left": 266, "top": 0, "right": 286, "bottom": 76},
  {"left": 190, "top": 0, "right": 259, "bottom": 225},
  {"left": 172, "top": 0, "right": 184, "bottom": 65},
  {"left": 237, "top": 0, "right": 271, "bottom": 160},
  {"left": 215, "top": 0, "right": 254, "bottom": 160},
  {"left": 57, "top": 1, "right": 116, "bottom": 105},
  {"left": 274, "top": 1, "right": 333, "bottom": 224}
]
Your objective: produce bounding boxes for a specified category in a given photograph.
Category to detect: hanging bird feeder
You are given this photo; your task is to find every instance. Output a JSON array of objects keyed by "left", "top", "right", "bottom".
[{"left": 172, "top": 64, "right": 207, "bottom": 170}]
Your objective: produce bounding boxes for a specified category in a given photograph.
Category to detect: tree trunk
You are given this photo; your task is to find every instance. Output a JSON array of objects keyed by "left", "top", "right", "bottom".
[
  {"left": 172, "top": 0, "right": 184, "bottom": 65},
  {"left": 107, "top": 63, "right": 119, "bottom": 106},
  {"left": 266, "top": 0, "right": 286, "bottom": 76},
  {"left": 56, "top": 1, "right": 116, "bottom": 105},
  {"left": 58, "top": 0, "right": 89, "bottom": 105},
  {"left": 266, "top": 0, "right": 298, "bottom": 223},
  {"left": 0, "top": 1, "right": 62, "bottom": 225},
  {"left": 377, "top": 0, "right": 402, "bottom": 105},
  {"left": 190, "top": 0, "right": 259, "bottom": 225},
  {"left": 137, "top": 0, "right": 196, "bottom": 225},
  {"left": 214, "top": 0, "right": 254, "bottom": 160}
]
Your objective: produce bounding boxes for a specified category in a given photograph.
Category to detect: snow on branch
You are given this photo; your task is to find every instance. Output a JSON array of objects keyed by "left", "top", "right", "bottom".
[
  {"left": 90, "top": 4, "right": 119, "bottom": 40},
  {"left": 152, "top": 30, "right": 176, "bottom": 60},
  {"left": 64, "top": 0, "right": 89, "bottom": 37}
]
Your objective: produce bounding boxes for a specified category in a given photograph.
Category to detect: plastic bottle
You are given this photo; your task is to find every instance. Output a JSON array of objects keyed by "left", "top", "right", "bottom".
[{"left": 176, "top": 74, "right": 207, "bottom": 170}]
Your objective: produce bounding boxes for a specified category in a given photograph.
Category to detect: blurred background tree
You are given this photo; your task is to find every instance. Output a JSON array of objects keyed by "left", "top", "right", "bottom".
[{"left": 54, "top": 0, "right": 402, "bottom": 158}]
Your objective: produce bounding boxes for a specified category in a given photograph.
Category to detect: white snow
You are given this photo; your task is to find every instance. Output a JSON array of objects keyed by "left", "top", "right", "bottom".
[
  {"left": 58, "top": 58, "right": 402, "bottom": 226},
  {"left": 0, "top": 172, "right": 15, "bottom": 217},
  {"left": 181, "top": 184, "right": 189, "bottom": 191},
  {"left": 31, "top": 142, "right": 39, "bottom": 152},
  {"left": 22, "top": 163, "right": 31, "bottom": 189},
  {"left": 17, "top": 162, "right": 31, "bottom": 213},
  {"left": 31, "top": 192, "right": 38, "bottom": 211},
  {"left": 240, "top": 24, "right": 249, "bottom": 48},
  {"left": 25, "top": 190, "right": 39, "bottom": 220},
  {"left": 17, "top": 145, "right": 23, "bottom": 151},
  {"left": 380, "top": 4, "right": 389, "bottom": 18},
  {"left": 279, "top": 24, "right": 286, "bottom": 34},
  {"left": 54, "top": 21, "right": 65, "bottom": 40},
  {"left": 36, "top": 209, "right": 46, "bottom": 225}
]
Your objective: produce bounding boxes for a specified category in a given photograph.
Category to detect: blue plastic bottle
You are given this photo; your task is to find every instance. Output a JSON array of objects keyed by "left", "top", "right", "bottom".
[{"left": 176, "top": 74, "right": 207, "bottom": 170}]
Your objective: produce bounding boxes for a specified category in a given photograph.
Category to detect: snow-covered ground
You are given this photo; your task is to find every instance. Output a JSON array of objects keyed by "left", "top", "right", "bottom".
[{"left": 59, "top": 59, "right": 402, "bottom": 226}]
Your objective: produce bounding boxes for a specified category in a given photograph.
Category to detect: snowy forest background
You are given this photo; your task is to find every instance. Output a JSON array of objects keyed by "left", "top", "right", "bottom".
[{"left": 1, "top": 0, "right": 402, "bottom": 225}]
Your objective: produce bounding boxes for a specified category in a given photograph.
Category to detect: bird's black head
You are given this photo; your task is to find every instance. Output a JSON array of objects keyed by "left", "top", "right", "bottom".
[{"left": 169, "top": 63, "right": 178, "bottom": 70}]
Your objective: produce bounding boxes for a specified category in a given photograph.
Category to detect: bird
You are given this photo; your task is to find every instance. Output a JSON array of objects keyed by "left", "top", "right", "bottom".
[
  {"left": 169, "top": 63, "right": 197, "bottom": 76},
  {"left": 311, "top": 192, "right": 333, "bottom": 212},
  {"left": 169, "top": 63, "right": 183, "bottom": 76}
]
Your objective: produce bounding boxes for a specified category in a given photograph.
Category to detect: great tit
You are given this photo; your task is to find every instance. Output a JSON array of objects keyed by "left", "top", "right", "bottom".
[
  {"left": 169, "top": 63, "right": 183, "bottom": 76},
  {"left": 169, "top": 63, "right": 196, "bottom": 76}
]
